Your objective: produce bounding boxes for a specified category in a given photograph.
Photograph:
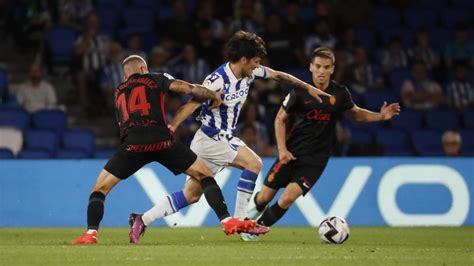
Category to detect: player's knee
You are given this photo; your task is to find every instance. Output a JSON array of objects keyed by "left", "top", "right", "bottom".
[{"left": 246, "top": 156, "right": 262, "bottom": 173}]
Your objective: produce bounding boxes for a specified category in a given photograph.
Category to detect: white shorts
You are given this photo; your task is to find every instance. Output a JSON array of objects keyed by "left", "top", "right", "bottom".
[{"left": 190, "top": 128, "right": 246, "bottom": 175}]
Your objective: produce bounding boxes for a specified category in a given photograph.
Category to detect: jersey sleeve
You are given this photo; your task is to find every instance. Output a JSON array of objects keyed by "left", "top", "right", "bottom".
[
  {"left": 202, "top": 73, "right": 224, "bottom": 92},
  {"left": 340, "top": 86, "right": 355, "bottom": 111},
  {"left": 252, "top": 66, "right": 268, "bottom": 79},
  {"left": 282, "top": 89, "right": 299, "bottom": 113},
  {"left": 151, "top": 72, "right": 174, "bottom": 93}
]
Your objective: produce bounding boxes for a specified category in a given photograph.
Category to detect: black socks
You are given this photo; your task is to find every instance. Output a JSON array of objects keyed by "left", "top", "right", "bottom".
[
  {"left": 254, "top": 192, "right": 269, "bottom": 212},
  {"left": 200, "top": 177, "right": 230, "bottom": 221},
  {"left": 87, "top": 191, "right": 105, "bottom": 230},
  {"left": 257, "top": 201, "right": 288, "bottom": 227}
]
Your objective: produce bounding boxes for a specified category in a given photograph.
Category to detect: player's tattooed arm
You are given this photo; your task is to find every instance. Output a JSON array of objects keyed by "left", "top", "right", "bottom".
[
  {"left": 274, "top": 107, "right": 296, "bottom": 164},
  {"left": 169, "top": 80, "right": 222, "bottom": 107},
  {"left": 265, "top": 66, "right": 331, "bottom": 103}
]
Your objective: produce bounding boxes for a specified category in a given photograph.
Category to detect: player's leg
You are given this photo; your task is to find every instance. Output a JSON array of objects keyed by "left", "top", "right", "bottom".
[
  {"left": 257, "top": 182, "right": 303, "bottom": 226},
  {"left": 229, "top": 145, "right": 262, "bottom": 219},
  {"left": 257, "top": 162, "right": 326, "bottom": 227},
  {"left": 247, "top": 185, "right": 278, "bottom": 220},
  {"left": 74, "top": 149, "right": 145, "bottom": 244},
  {"left": 140, "top": 177, "right": 203, "bottom": 226},
  {"left": 72, "top": 169, "right": 122, "bottom": 244}
]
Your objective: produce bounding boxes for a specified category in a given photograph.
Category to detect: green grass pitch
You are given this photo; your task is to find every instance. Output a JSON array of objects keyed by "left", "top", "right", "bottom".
[{"left": 0, "top": 227, "right": 472, "bottom": 265}]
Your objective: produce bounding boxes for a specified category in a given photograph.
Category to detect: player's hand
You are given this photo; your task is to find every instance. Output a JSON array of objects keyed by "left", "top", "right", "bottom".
[
  {"left": 380, "top": 101, "right": 401, "bottom": 120},
  {"left": 167, "top": 124, "right": 176, "bottom": 134},
  {"left": 307, "top": 85, "right": 332, "bottom": 103},
  {"left": 279, "top": 149, "right": 296, "bottom": 164},
  {"left": 209, "top": 90, "right": 223, "bottom": 109}
]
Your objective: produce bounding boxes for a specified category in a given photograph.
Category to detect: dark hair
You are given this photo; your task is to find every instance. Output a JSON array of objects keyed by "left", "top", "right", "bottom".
[
  {"left": 225, "top": 31, "right": 267, "bottom": 62},
  {"left": 310, "top": 47, "right": 335, "bottom": 64}
]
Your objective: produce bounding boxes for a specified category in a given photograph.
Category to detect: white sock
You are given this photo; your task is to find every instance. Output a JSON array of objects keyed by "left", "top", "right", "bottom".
[
  {"left": 234, "top": 170, "right": 258, "bottom": 219},
  {"left": 87, "top": 229, "right": 97, "bottom": 234},
  {"left": 142, "top": 196, "right": 176, "bottom": 226},
  {"left": 234, "top": 191, "right": 253, "bottom": 219}
]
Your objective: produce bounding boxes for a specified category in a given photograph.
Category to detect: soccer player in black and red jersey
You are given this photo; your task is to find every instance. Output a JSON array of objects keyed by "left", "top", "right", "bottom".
[
  {"left": 73, "top": 55, "right": 257, "bottom": 244},
  {"left": 247, "top": 47, "right": 401, "bottom": 227}
]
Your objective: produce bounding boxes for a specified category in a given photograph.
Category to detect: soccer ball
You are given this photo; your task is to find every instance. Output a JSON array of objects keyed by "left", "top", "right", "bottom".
[{"left": 318, "top": 216, "right": 350, "bottom": 244}]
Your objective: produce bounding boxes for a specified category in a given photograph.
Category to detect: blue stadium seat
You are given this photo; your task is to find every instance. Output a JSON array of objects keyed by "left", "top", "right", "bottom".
[
  {"left": 356, "top": 28, "right": 376, "bottom": 50},
  {"left": 97, "top": 0, "right": 126, "bottom": 9},
  {"left": 463, "top": 109, "right": 474, "bottom": 129},
  {"left": 376, "top": 129, "right": 412, "bottom": 155},
  {"left": 281, "top": 67, "right": 311, "bottom": 81},
  {"left": 375, "top": 7, "right": 401, "bottom": 30},
  {"left": 350, "top": 129, "right": 374, "bottom": 145},
  {"left": 403, "top": 8, "right": 437, "bottom": 29},
  {"left": 412, "top": 129, "right": 443, "bottom": 156},
  {"left": 55, "top": 149, "right": 90, "bottom": 159},
  {"left": 0, "top": 148, "right": 14, "bottom": 158},
  {"left": 430, "top": 28, "right": 451, "bottom": 52},
  {"left": 381, "top": 28, "right": 414, "bottom": 47},
  {"left": 452, "top": 0, "right": 474, "bottom": 9},
  {"left": 18, "top": 148, "right": 52, "bottom": 159},
  {"left": 441, "top": 8, "right": 471, "bottom": 28},
  {"left": 122, "top": 8, "right": 155, "bottom": 31},
  {"left": 98, "top": 8, "right": 120, "bottom": 38},
  {"left": 93, "top": 148, "right": 116, "bottom": 159},
  {"left": 24, "top": 129, "right": 59, "bottom": 154},
  {"left": 388, "top": 68, "right": 410, "bottom": 93},
  {"left": 62, "top": 129, "right": 96, "bottom": 156},
  {"left": 416, "top": 0, "right": 447, "bottom": 11},
  {"left": 389, "top": 109, "right": 422, "bottom": 132},
  {"left": 130, "top": 0, "right": 159, "bottom": 10},
  {"left": 44, "top": 25, "right": 77, "bottom": 64},
  {"left": 0, "top": 109, "right": 30, "bottom": 130},
  {"left": 425, "top": 109, "right": 460, "bottom": 131},
  {"left": 459, "top": 130, "right": 474, "bottom": 154},
  {"left": 0, "top": 68, "right": 8, "bottom": 103},
  {"left": 363, "top": 90, "right": 397, "bottom": 111},
  {"left": 32, "top": 110, "right": 67, "bottom": 133}
]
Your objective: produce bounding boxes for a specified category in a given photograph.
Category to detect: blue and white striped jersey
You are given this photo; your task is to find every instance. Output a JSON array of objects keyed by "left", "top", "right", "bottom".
[{"left": 198, "top": 62, "right": 268, "bottom": 135}]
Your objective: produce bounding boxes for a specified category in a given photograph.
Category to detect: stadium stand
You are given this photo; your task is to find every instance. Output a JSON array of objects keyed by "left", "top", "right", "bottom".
[{"left": 0, "top": 127, "right": 23, "bottom": 156}]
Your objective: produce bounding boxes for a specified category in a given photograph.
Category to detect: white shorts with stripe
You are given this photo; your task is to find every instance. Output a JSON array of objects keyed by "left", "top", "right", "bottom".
[{"left": 190, "top": 128, "right": 246, "bottom": 175}]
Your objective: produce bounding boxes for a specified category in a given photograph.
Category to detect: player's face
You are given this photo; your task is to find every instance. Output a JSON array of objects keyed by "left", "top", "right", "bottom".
[
  {"left": 242, "top": 57, "right": 261, "bottom": 77},
  {"left": 309, "top": 57, "right": 334, "bottom": 85}
]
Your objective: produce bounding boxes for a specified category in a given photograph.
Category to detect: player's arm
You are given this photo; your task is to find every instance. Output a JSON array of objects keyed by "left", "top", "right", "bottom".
[
  {"left": 168, "top": 79, "right": 222, "bottom": 107},
  {"left": 274, "top": 107, "right": 296, "bottom": 164},
  {"left": 264, "top": 66, "right": 332, "bottom": 102},
  {"left": 168, "top": 99, "right": 202, "bottom": 133},
  {"left": 344, "top": 102, "right": 401, "bottom": 122}
]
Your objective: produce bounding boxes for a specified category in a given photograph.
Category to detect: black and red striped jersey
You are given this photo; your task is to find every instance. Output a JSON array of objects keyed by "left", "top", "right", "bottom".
[{"left": 114, "top": 72, "right": 174, "bottom": 143}]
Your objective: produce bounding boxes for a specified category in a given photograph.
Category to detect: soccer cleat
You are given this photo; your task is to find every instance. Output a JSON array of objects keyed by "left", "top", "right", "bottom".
[
  {"left": 128, "top": 213, "right": 146, "bottom": 244},
  {"left": 240, "top": 233, "right": 259, "bottom": 241},
  {"left": 239, "top": 223, "right": 270, "bottom": 241},
  {"left": 220, "top": 217, "right": 256, "bottom": 235},
  {"left": 72, "top": 231, "right": 98, "bottom": 244}
]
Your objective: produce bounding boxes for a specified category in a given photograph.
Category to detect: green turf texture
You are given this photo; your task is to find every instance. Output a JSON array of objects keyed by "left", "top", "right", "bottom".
[{"left": 0, "top": 227, "right": 472, "bottom": 265}]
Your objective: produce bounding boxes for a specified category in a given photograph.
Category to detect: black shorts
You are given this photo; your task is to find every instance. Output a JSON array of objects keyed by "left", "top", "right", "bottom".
[
  {"left": 263, "top": 157, "right": 328, "bottom": 195},
  {"left": 104, "top": 139, "right": 197, "bottom": 179}
]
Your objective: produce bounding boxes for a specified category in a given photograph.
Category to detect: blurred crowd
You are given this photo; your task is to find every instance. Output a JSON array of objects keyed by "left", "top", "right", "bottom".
[{"left": 0, "top": 0, "right": 473, "bottom": 157}]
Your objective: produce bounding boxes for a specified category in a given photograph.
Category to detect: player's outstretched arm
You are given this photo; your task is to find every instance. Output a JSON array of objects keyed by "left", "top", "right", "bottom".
[
  {"left": 345, "top": 102, "right": 401, "bottom": 122},
  {"left": 264, "top": 66, "right": 331, "bottom": 102},
  {"left": 275, "top": 107, "right": 296, "bottom": 164},
  {"left": 169, "top": 79, "right": 222, "bottom": 107},
  {"left": 168, "top": 99, "right": 202, "bottom": 133}
]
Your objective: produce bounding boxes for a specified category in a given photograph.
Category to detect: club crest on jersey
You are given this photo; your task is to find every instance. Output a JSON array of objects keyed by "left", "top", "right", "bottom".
[{"left": 330, "top": 96, "right": 336, "bottom": 105}]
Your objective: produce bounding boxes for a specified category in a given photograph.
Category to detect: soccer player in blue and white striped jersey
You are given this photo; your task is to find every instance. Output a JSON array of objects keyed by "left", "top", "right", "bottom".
[{"left": 129, "top": 31, "right": 331, "bottom": 241}]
